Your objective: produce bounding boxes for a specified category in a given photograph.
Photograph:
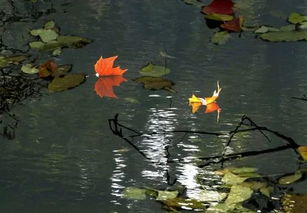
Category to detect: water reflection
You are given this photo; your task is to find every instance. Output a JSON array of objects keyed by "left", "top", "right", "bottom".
[{"left": 94, "top": 76, "right": 127, "bottom": 98}]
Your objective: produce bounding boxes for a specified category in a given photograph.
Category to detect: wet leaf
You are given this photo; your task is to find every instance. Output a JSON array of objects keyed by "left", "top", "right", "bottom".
[
  {"left": 202, "top": 0, "right": 234, "bottom": 15},
  {"left": 156, "top": 190, "right": 178, "bottom": 201},
  {"left": 282, "top": 194, "right": 307, "bottom": 213},
  {"left": 52, "top": 64, "right": 72, "bottom": 77},
  {"left": 94, "top": 56, "right": 127, "bottom": 76},
  {"left": 0, "top": 55, "right": 27, "bottom": 68},
  {"left": 212, "top": 31, "right": 231, "bottom": 45},
  {"left": 259, "top": 31, "right": 307, "bottom": 42},
  {"left": 205, "top": 102, "right": 221, "bottom": 113},
  {"left": 123, "top": 187, "right": 147, "bottom": 200},
  {"left": 204, "top": 13, "right": 234, "bottom": 21},
  {"left": 260, "top": 186, "right": 273, "bottom": 197},
  {"left": 225, "top": 184, "right": 253, "bottom": 205},
  {"left": 30, "top": 29, "right": 59, "bottom": 43},
  {"left": 134, "top": 76, "right": 175, "bottom": 92},
  {"left": 198, "top": 190, "right": 227, "bottom": 202},
  {"left": 44, "top": 21, "right": 56, "bottom": 30},
  {"left": 21, "top": 64, "right": 39, "bottom": 74},
  {"left": 241, "top": 181, "right": 267, "bottom": 191},
  {"left": 161, "top": 197, "right": 205, "bottom": 211},
  {"left": 255, "top": 26, "right": 279, "bottom": 34},
  {"left": 278, "top": 171, "right": 302, "bottom": 185},
  {"left": 189, "top": 94, "right": 202, "bottom": 104},
  {"left": 190, "top": 102, "right": 202, "bottom": 113},
  {"left": 57, "top": 35, "right": 92, "bottom": 48},
  {"left": 221, "top": 16, "right": 244, "bottom": 32},
  {"left": 29, "top": 41, "right": 45, "bottom": 49},
  {"left": 94, "top": 76, "right": 127, "bottom": 98},
  {"left": 298, "top": 146, "right": 307, "bottom": 161},
  {"left": 288, "top": 12, "right": 307, "bottom": 24},
  {"left": 38, "top": 60, "right": 58, "bottom": 78},
  {"left": 139, "top": 63, "right": 170, "bottom": 77},
  {"left": 48, "top": 73, "right": 86, "bottom": 92},
  {"left": 222, "top": 172, "right": 249, "bottom": 185}
]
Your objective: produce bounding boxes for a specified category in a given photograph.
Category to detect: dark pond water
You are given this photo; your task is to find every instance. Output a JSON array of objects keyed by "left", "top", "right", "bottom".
[{"left": 1, "top": 0, "right": 307, "bottom": 212}]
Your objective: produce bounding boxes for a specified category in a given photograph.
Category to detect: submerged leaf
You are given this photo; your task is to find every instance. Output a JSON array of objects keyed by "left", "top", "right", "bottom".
[
  {"left": 198, "top": 190, "right": 227, "bottom": 202},
  {"left": 259, "top": 31, "right": 307, "bottom": 42},
  {"left": 123, "top": 187, "right": 147, "bottom": 200},
  {"left": 48, "top": 73, "right": 86, "bottom": 92},
  {"left": 21, "top": 64, "right": 39, "bottom": 74},
  {"left": 202, "top": 0, "right": 234, "bottom": 15},
  {"left": 288, "top": 12, "right": 307, "bottom": 24},
  {"left": 134, "top": 76, "right": 175, "bottom": 92},
  {"left": 139, "top": 63, "right": 170, "bottom": 77},
  {"left": 156, "top": 190, "right": 179, "bottom": 201},
  {"left": 94, "top": 56, "right": 127, "bottom": 76},
  {"left": 94, "top": 76, "right": 127, "bottom": 98},
  {"left": 212, "top": 31, "right": 231, "bottom": 45}
]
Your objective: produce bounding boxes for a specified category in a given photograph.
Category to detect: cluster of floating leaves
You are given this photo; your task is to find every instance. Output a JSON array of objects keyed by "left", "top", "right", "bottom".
[{"left": 29, "top": 21, "right": 92, "bottom": 55}]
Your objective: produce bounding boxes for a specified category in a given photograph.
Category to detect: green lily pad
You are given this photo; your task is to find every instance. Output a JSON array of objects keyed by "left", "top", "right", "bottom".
[
  {"left": 44, "top": 21, "right": 56, "bottom": 30},
  {"left": 21, "top": 64, "right": 39, "bottom": 74},
  {"left": 140, "top": 63, "right": 170, "bottom": 77},
  {"left": 123, "top": 187, "right": 147, "bottom": 200},
  {"left": 156, "top": 190, "right": 179, "bottom": 201},
  {"left": 288, "top": 12, "right": 307, "bottom": 24},
  {"left": 225, "top": 184, "right": 253, "bottom": 205},
  {"left": 259, "top": 31, "right": 307, "bottom": 42},
  {"left": 0, "top": 55, "right": 27, "bottom": 68},
  {"left": 278, "top": 171, "right": 303, "bottom": 185},
  {"left": 205, "top": 13, "right": 234, "bottom": 22},
  {"left": 255, "top": 26, "right": 280, "bottom": 34},
  {"left": 134, "top": 76, "right": 175, "bottom": 92},
  {"left": 29, "top": 41, "right": 45, "bottom": 49},
  {"left": 31, "top": 29, "right": 59, "bottom": 43},
  {"left": 48, "top": 73, "right": 86, "bottom": 92},
  {"left": 211, "top": 31, "right": 231, "bottom": 45}
]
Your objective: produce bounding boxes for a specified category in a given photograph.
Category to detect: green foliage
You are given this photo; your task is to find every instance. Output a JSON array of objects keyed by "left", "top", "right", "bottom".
[
  {"left": 140, "top": 63, "right": 170, "bottom": 77},
  {"left": 48, "top": 73, "right": 86, "bottom": 92},
  {"left": 211, "top": 31, "right": 231, "bottom": 45}
]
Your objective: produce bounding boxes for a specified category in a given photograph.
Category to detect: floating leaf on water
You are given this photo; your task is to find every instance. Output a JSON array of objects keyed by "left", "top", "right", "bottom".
[
  {"left": 288, "top": 12, "right": 307, "bottom": 24},
  {"left": 278, "top": 171, "right": 303, "bottom": 185},
  {"left": 204, "top": 13, "right": 234, "bottom": 21},
  {"left": 298, "top": 146, "right": 307, "bottom": 161},
  {"left": 225, "top": 184, "right": 253, "bottom": 205},
  {"left": 161, "top": 197, "right": 206, "bottom": 211},
  {"left": 94, "top": 56, "right": 127, "bottom": 77},
  {"left": 211, "top": 31, "right": 231, "bottom": 45},
  {"left": 198, "top": 190, "right": 227, "bottom": 202},
  {"left": 0, "top": 55, "right": 27, "bottom": 68},
  {"left": 31, "top": 29, "right": 59, "bottom": 43},
  {"left": 29, "top": 41, "right": 45, "bottom": 49},
  {"left": 222, "top": 172, "right": 249, "bottom": 185},
  {"left": 255, "top": 26, "right": 280, "bottom": 34},
  {"left": 48, "top": 73, "right": 86, "bottom": 92},
  {"left": 57, "top": 35, "right": 92, "bottom": 48},
  {"left": 139, "top": 63, "right": 170, "bottom": 77},
  {"left": 259, "top": 31, "right": 307, "bottom": 42},
  {"left": 156, "top": 190, "right": 179, "bottom": 201},
  {"left": 221, "top": 16, "right": 244, "bottom": 32},
  {"left": 21, "top": 64, "right": 39, "bottom": 74},
  {"left": 38, "top": 60, "right": 58, "bottom": 78},
  {"left": 227, "top": 167, "right": 258, "bottom": 175},
  {"left": 134, "top": 76, "right": 175, "bottom": 92},
  {"left": 297, "top": 22, "right": 307, "bottom": 30},
  {"left": 279, "top": 24, "right": 296, "bottom": 31},
  {"left": 44, "top": 21, "right": 56, "bottom": 30},
  {"left": 241, "top": 181, "right": 267, "bottom": 191},
  {"left": 52, "top": 64, "right": 72, "bottom": 77},
  {"left": 123, "top": 187, "right": 147, "bottom": 200},
  {"left": 202, "top": 0, "right": 234, "bottom": 15}
]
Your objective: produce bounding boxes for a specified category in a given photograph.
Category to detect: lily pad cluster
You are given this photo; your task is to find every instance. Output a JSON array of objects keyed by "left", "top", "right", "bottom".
[
  {"left": 134, "top": 60, "right": 175, "bottom": 92},
  {"left": 29, "top": 21, "right": 92, "bottom": 55},
  {"left": 21, "top": 60, "right": 86, "bottom": 92}
]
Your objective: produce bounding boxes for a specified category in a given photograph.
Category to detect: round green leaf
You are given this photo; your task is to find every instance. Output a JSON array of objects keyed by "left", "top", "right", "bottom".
[
  {"left": 123, "top": 187, "right": 147, "bottom": 200},
  {"left": 260, "top": 31, "right": 307, "bottom": 42},
  {"left": 38, "top": 29, "right": 58, "bottom": 43},
  {"left": 139, "top": 63, "right": 170, "bottom": 77},
  {"left": 29, "top": 41, "right": 45, "bottom": 49},
  {"left": 21, "top": 64, "right": 39, "bottom": 74},
  {"left": 48, "top": 73, "right": 86, "bottom": 92},
  {"left": 288, "top": 12, "right": 307, "bottom": 24},
  {"left": 278, "top": 171, "right": 303, "bottom": 185},
  {"left": 211, "top": 31, "right": 231, "bottom": 45}
]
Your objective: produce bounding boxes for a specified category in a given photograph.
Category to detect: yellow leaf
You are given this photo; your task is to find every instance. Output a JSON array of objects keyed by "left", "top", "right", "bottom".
[
  {"left": 188, "top": 94, "right": 202, "bottom": 104},
  {"left": 298, "top": 146, "right": 307, "bottom": 161}
]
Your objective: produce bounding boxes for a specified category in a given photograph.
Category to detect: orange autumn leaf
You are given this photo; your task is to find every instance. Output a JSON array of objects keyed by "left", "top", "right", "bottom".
[
  {"left": 205, "top": 102, "right": 221, "bottom": 113},
  {"left": 94, "top": 75, "right": 127, "bottom": 98},
  {"left": 190, "top": 102, "right": 202, "bottom": 114},
  {"left": 204, "top": 81, "right": 222, "bottom": 105},
  {"left": 94, "top": 56, "right": 127, "bottom": 77},
  {"left": 221, "top": 16, "right": 244, "bottom": 32},
  {"left": 297, "top": 146, "right": 307, "bottom": 161}
]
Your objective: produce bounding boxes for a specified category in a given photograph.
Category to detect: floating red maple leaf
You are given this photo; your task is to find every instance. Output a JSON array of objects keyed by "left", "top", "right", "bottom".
[
  {"left": 221, "top": 16, "right": 243, "bottom": 32},
  {"left": 202, "top": 0, "right": 234, "bottom": 15},
  {"left": 94, "top": 56, "right": 127, "bottom": 77},
  {"left": 94, "top": 76, "right": 127, "bottom": 98}
]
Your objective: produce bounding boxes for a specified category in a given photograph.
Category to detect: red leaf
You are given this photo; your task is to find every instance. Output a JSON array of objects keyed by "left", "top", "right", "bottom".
[
  {"left": 202, "top": 0, "right": 234, "bottom": 15},
  {"left": 38, "top": 60, "right": 58, "bottom": 78},
  {"left": 94, "top": 76, "right": 127, "bottom": 98},
  {"left": 221, "top": 16, "right": 243, "bottom": 32},
  {"left": 205, "top": 102, "right": 221, "bottom": 113},
  {"left": 94, "top": 56, "right": 127, "bottom": 76}
]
